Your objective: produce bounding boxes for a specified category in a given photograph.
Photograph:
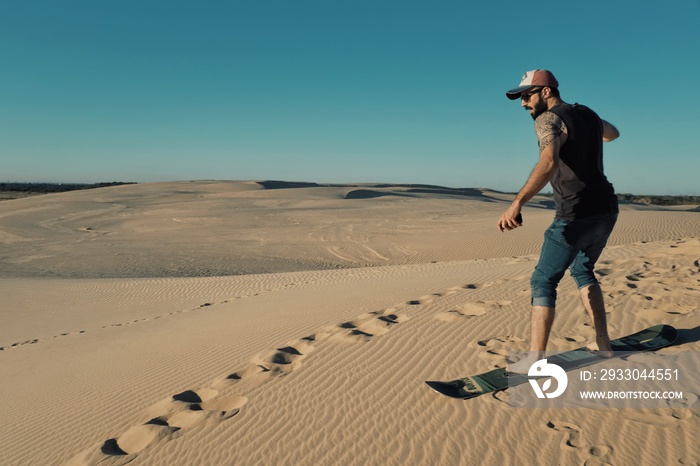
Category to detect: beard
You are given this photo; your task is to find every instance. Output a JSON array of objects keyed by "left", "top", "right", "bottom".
[{"left": 527, "top": 99, "right": 548, "bottom": 120}]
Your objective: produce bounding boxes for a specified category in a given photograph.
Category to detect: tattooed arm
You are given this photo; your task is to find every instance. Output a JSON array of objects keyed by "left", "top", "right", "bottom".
[{"left": 497, "top": 112, "right": 566, "bottom": 232}]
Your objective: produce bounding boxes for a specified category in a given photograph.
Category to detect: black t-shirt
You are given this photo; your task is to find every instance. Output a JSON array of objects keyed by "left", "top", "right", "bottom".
[{"left": 548, "top": 103, "right": 618, "bottom": 219}]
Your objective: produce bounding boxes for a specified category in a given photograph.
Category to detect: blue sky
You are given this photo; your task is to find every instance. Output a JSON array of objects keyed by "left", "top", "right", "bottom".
[{"left": 1, "top": 1, "right": 698, "bottom": 194}]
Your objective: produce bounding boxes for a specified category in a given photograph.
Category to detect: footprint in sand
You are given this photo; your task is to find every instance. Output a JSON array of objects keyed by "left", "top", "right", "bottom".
[
  {"left": 336, "top": 313, "right": 409, "bottom": 343},
  {"left": 635, "top": 303, "right": 694, "bottom": 323},
  {"left": 60, "top": 308, "right": 286, "bottom": 463},
  {"left": 90, "top": 389, "right": 248, "bottom": 461},
  {"left": 218, "top": 339, "right": 317, "bottom": 387},
  {"left": 476, "top": 335, "right": 526, "bottom": 348},
  {"left": 218, "top": 364, "right": 272, "bottom": 386},
  {"left": 583, "top": 444, "right": 615, "bottom": 466},
  {"left": 0, "top": 338, "right": 41, "bottom": 351},
  {"left": 579, "top": 321, "right": 616, "bottom": 335},
  {"left": 251, "top": 340, "right": 315, "bottom": 376},
  {"left": 544, "top": 420, "right": 616, "bottom": 465},
  {"left": 166, "top": 395, "right": 248, "bottom": 429},
  {"left": 544, "top": 420, "right": 584, "bottom": 448},
  {"left": 370, "top": 283, "right": 482, "bottom": 315},
  {"left": 435, "top": 301, "right": 512, "bottom": 322},
  {"left": 406, "top": 285, "right": 483, "bottom": 307},
  {"left": 549, "top": 334, "right": 588, "bottom": 348},
  {"left": 475, "top": 335, "right": 526, "bottom": 368},
  {"left": 406, "top": 293, "right": 443, "bottom": 306},
  {"left": 68, "top": 295, "right": 419, "bottom": 464},
  {"left": 100, "top": 424, "right": 178, "bottom": 456}
]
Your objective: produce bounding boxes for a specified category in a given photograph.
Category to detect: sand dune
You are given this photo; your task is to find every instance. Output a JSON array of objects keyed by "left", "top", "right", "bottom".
[{"left": 0, "top": 181, "right": 698, "bottom": 466}]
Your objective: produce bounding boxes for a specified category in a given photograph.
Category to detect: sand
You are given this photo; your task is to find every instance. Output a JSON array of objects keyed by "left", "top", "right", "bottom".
[{"left": 0, "top": 180, "right": 698, "bottom": 466}]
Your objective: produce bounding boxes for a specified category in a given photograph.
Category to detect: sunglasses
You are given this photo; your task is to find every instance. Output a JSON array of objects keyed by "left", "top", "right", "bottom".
[{"left": 520, "top": 88, "right": 543, "bottom": 102}]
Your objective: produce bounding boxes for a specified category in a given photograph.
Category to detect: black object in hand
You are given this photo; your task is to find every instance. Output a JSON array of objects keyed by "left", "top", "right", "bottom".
[{"left": 515, "top": 213, "right": 523, "bottom": 225}]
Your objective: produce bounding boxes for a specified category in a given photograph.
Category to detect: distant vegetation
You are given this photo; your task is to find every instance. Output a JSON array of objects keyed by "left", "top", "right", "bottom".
[
  {"left": 616, "top": 193, "right": 700, "bottom": 206},
  {"left": 0, "top": 182, "right": 136, "bottom": 200},
  {"left": 539, "top": 191, "right": 700, "bottom": 206}
]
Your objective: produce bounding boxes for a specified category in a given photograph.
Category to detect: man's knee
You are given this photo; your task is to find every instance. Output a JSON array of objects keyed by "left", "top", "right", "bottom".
[{"left": 530, "top": 268, "right": 559, "bottom": 308}]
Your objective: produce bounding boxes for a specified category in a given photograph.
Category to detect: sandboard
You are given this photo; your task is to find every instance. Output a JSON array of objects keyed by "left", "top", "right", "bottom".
[{"left": 425, "top": 324, "right": 677, "bottom": 399}]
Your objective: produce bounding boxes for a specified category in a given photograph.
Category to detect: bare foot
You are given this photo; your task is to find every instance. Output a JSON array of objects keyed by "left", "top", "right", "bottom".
[{"left": 595, "top": 334, "right": 613, "bottom": 358}]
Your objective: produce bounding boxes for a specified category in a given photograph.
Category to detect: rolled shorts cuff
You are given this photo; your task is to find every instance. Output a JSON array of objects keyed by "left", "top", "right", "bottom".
[
  {"left": 531, "top": 296, "right": 556, "bottom": 307},
  {"left": 574, "top": 277, "right": 600, "bottom": 289}
]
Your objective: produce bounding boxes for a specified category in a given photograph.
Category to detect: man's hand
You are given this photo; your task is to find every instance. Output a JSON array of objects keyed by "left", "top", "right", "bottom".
[{"left": 498, "top": 208, "right": 523, "bottom": 232}]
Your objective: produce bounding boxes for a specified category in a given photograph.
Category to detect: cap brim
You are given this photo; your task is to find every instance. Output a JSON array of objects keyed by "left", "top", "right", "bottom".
[{"left": 505, "top": 85, "right": 534, "bottom": 100}]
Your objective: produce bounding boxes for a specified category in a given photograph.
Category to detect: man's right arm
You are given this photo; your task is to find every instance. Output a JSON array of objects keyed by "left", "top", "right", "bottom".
[
  {"left": 602, "top": 120, "right": 619, "bottom": 142},
  {"left": 497, "top": 112, "right": 564, "bottom": 232}
]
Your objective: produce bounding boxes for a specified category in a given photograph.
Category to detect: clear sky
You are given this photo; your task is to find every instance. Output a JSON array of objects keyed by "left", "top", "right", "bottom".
[{"left": 1, "top": 1, "right": 698, "bottom": 195}]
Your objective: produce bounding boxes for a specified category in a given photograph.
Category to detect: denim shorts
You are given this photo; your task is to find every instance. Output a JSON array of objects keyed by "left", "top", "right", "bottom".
[{"left": 531, "top": 213, "right": 618, "bottom": 307}]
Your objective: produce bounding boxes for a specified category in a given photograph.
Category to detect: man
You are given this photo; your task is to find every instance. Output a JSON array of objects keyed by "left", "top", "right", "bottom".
[{"left": 498, "top": 69, "right": 620, "bottom": 370}]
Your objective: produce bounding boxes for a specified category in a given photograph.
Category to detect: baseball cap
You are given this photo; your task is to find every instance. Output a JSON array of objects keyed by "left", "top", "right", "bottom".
[{"left": 506, "top": 69, "right": 559, "bottom": 100}]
